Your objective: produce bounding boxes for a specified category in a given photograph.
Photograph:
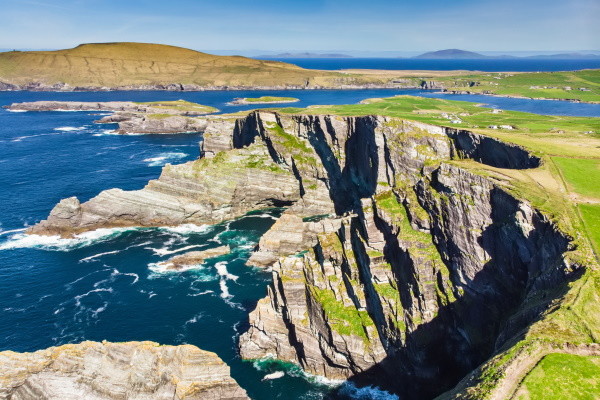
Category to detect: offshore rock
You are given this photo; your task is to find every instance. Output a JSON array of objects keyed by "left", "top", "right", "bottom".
[
  {"left": 157, "top": 246, "right": 231, "bottom": 271},
  {"left": 0, "top": 341, "right": 248, "bottom": 400}
]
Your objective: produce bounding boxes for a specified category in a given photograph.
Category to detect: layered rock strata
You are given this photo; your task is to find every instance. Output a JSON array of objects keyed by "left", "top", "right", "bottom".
[{"left": 0, "top": 341, "right": 248, "bottom": 400}]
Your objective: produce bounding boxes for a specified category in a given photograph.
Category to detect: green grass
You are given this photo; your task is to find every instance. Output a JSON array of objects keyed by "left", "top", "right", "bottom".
[
  {"left": 516, "top": 353, "right": 600, "bottom": 400},
  {"left": 580, "top": 204, "right": 600, "bottom": 257},
  {"left": 310, "top": 286, "right": 374, "bottom": 340},
  {"left": 553, "top": 157, "right": 600, "bottom": 198},
  {"left": 243, "top": 96, "right": 299, "bottom": 103},
  {"left": 136, "top": 99, "right": 218, "bottom": 114}
]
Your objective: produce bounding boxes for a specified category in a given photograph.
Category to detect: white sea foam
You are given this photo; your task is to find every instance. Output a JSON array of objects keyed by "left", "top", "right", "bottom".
[
  {"left": 79, "top": 250, "right": 121, "bottom": 262},
  {"left": 0, "top": 224, "right": 212, "bottom": 252},
  {"left": 262, "top": 371, "right": 285, "bottom": 381},
  {"left": 11, "top": 133, "right": 56, "bottom": 142},
  {"left": 188, "top": 289, "right": 214, "bottom": 297},
  {"left": 74, "top": 287, "right": 113, "bottom": 307},
  {"left": 144, "top": 152, "right": 187, "bottom": 167},
  {"left": 215, "top": 261, "right": 239, "bottom": 282},
  {"left": 184, "top": 312, "right": 205, "bottom": 325},
  {"left": 110, "top": 268, "right": 139, "bottom": 284},
  {"left": 336, "top": 383, "right": 400, "bottom": 400},
  {"left": 0, "top": 228, "right": 136, "bottom": 251},
  {"left": 92, "top": 129, "right": 119, "bottom": 136},
  {"left": 146, "top": 244, "right": 203, "bottom": 256},
  {"left": 0, "top": 227, "right": 26, "bottom": 236},
  {"left": 161, "top": 224, "right": 213, "bottom": 235},
  {"left": 54, "top": 126, "right": 86, "bottom": 132},
  {"left": 6, "top": 109, "right": 27, "bottom": 112}
]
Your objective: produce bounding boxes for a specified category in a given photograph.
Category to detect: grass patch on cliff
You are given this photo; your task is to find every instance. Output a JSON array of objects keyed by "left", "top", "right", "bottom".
[
  {"left": 515, "top": 353, "right": 600, "bottom": 400},
  {"left": 310, "top": 286, "right": 374, "bottom": 340}
]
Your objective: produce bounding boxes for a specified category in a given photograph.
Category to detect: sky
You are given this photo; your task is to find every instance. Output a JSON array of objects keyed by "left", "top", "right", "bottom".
[{"left": 1, "top": 0, "right": 598, "bottom": 55}]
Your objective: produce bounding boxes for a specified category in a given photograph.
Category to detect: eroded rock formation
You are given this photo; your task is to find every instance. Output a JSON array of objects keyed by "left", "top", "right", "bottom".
[{"left": 0, "top": 341, "right": 248, "bottom": 400}]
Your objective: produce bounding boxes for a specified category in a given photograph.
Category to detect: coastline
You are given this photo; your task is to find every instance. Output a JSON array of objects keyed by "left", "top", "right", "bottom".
[{"left": 2, "top": 82, "right": 598, "bottom": 104}]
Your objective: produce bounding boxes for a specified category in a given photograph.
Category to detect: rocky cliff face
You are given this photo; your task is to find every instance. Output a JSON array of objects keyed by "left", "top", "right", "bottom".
[
  {"left": 219, "top": 112, "right": 577, "bottom": 399},
  {"left": 0, "top": 341, "right": 248, "bottom": 400},
  {"left": 28, "top": 110, "right": 589, "bottom": 399}
]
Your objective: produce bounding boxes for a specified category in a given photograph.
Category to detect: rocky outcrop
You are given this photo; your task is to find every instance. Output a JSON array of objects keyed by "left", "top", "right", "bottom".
[
  {"left": 156, "top": 246, "right": 231, "bottom": 271},
  {"left": 5, "top": 101, "right": 217, "bottom": 134},
  {"left": 28, "top": 144, "right": 300, "bottom": 237},
  {"left": 0, "top": 340, "right": 248, "bottom": 400}
]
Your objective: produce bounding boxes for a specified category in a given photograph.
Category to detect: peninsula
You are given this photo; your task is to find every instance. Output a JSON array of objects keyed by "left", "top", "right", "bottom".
[{"left": 5, "top": 100, "right": 218, "bottom": 134}]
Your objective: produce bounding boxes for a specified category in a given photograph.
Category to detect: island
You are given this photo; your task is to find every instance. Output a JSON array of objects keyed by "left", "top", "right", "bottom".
[
  {"left": 23, "top": 94, "right": 600, "bottom": 399},
  {"left": 228, "top": 96, "right": 300, "bottom": 105}
]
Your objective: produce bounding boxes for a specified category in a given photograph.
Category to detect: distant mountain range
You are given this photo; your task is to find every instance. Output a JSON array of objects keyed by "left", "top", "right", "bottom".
[
  {"left": 258, "top": 52, "right": 353, "bottom": 58},
  {"left": 413, "top": 49, "right": 600, "bottom": 59}
]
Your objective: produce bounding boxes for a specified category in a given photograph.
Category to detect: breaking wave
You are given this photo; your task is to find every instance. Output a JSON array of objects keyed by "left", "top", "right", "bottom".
[{"left": 143, "top": 152, "right": 188, "bottom": 167}]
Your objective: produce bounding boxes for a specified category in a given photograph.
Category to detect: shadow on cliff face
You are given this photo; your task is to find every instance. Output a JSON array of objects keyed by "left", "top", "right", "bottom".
[
  {"left": 329, "top": 187, "right": 580, "bottom": 400},
  {"left": 305, "top": 115, "right": 380, "bottom": 214},
  {"left": 329, "top": 265, "right": 582, "bottom": 400}
]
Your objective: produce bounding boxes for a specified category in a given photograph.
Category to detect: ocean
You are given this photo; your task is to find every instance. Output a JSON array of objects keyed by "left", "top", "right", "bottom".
[
  {"left": 0, "top": 89, "right": 598, "bottom": 400},
  {"left": 257, "top": 58, "right": 600, "bottom": 72}
]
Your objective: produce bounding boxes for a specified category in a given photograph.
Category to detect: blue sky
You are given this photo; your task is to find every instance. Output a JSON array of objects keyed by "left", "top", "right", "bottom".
[{"left": 1, "top": 0, "right": 598, "bottom": 54}]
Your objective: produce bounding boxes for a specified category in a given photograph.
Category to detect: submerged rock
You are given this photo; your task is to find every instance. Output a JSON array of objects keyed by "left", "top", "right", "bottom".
[
  {"left": 0, "top": 340, "right": 248, "bottom": 400},
  {"left": 157, "top": 245, "right": 231, "bottom": 271}
]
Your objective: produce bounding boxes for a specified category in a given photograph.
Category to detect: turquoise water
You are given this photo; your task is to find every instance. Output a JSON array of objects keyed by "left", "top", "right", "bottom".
[{"left": 0, "top": 89, "right": 597, "bottom": 399}]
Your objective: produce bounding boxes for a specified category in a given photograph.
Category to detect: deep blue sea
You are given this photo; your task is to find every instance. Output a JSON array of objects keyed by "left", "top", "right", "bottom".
[
  {"left": 0, "top": 89, "right": 598, "bottom": 400},
  {"left": 259, "top": 58, "right": 600, "bottom": 72}
]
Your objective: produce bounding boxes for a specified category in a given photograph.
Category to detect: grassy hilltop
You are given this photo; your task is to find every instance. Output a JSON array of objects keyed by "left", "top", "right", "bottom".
[{"left": 0, "top": 42, "right": 403, "bottom": 89}]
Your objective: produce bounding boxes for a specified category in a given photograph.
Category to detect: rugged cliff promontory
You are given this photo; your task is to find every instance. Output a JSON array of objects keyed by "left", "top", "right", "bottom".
[
  {"left": 26, "top": 101, "right": 600, "bottom": 399},
  {"left": 0, "top": 341, "right": 248, "bottom": 399}
]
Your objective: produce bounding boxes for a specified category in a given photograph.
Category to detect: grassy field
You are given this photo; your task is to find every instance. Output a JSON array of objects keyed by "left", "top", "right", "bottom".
[
  {"left": 515, "top": 353, "right": 600, "bottom": 400},
  {"left": 434, "top": 70, "right": 600, "bottom": 102},
  {"left": 580, "top": 204, "right": 600, "bottom": 257}
]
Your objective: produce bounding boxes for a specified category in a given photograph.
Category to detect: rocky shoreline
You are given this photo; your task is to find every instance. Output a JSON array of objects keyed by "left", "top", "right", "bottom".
[
  {"left": 4, "top": 100, "right": 218, "bottom": 134},
  {"left": 0, "top": 341, "right": 249, "bottom": 399}
]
